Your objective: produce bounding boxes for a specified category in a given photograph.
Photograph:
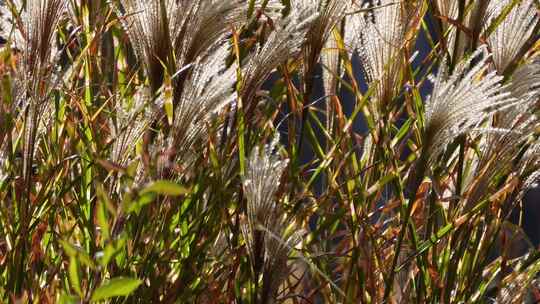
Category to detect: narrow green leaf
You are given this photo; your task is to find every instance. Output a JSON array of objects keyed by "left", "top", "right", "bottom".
[
  {"left": 59, "top": 240, "right": 96, "bottom": 269},
  {"left": 90, "top": 277, "right": 142, "bottom": 302},
  {"left": 59, "top": 240, "right": 78, "bottom": 258},
  {"left": 59, "top": 294, "right": 79, "bottom": 304},
  {"left": 99, "top": 236, "right": 127, "bottom": 268},
  {"left": 96, "top": 200, "right": 110, "bottom": 242},
  {"left": 391, "top": 118, "right": 413, "bottom": 148},
  {"left": 366, "top": 173, "right": 397, "bottom": 196},
  {"left": 69, "top": 257, "right": 82, "bottom": 297},
  {"left": 141, "top": 180, "right": 189, "bottom": 196},
  {"left": 127, "top": 192, "right": 156, "bottom": 214}
]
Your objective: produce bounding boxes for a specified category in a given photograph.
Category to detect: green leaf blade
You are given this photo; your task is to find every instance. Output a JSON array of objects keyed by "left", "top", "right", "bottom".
[
  {"left": 90, "top": 277, "right": 142, "bottom": 302},
  {"left": 141, "top": 180, "right": 190, "bottom": 196}
]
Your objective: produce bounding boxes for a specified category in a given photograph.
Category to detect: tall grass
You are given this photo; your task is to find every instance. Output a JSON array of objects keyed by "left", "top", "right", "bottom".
[{"left": 0, "top": 0, "right": 539, "bottom": 303}]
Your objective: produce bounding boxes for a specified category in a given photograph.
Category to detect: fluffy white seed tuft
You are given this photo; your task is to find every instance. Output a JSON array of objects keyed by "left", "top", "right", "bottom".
[
  {"left": 484, "top": 0, "right": 539, "bottom": 72},
  {"left": 424, "top": 46, "right": 517, "bottom": 162}
]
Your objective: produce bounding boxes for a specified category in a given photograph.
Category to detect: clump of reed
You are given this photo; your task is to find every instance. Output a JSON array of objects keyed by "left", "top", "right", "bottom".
[{"left": 0, "top": 0, "right": 539, "bottom": 303}]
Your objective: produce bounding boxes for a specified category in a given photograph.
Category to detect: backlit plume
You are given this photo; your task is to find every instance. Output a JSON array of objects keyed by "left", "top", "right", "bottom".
[
  {"left": 348, "top": 1, "right": 417, "bottom": 104},
  {"left": 484, "top": 0, "right": 539, "bottom": 72},
  {"left": 424, "top": 46, "right": 516, "bottom": 162},
  {"left": 242, "top": 134, "right": 302, "bottom": 304}
]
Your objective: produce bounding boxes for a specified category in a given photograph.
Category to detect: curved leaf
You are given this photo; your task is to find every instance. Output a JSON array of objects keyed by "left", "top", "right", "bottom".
[
  {"left": 141, "top": 180, "right": 190, "bottom": 196},
  {"left": 90, "top": 277, "right": 142, "bottom": 302}
]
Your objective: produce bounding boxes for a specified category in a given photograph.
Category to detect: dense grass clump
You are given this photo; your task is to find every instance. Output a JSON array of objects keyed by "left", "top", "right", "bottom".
[{"left": 0, "top": 0, "right": 539, "bottom": 303}]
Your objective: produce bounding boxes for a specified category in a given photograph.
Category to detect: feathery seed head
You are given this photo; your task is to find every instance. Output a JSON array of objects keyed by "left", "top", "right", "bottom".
[
  {"left": 523, "top": 169, "right": 540, "bottom": 191},
  {"left": 5, "top": 0, "right": 66, "bottom": 101},
  {"left": 110, "top": 86, "right": 161, "bottom": 167},
  {"left": 424, "top": 46, "right": 516, "bottom": 163},
  {"left": 116, "top": 0, "right": 179, "bottom": 91},
  {"left": 484, "top": 0, "right": 539, "bottom": 73},
  {"left": 241, "top": 2, "right": 318, "bottom": 104},
  {"left": 518, "top": 139, "right": 540, "bottom": 191},
  {"left": 242, "top": 133, "right": 304, "bottom": 303},
  {"left": 167, "top": 42, "right": 237, "bottom": 169},
  {"left": 118, "top": 0, "right": 283, "bottom": 93},
  {"left": 463, "top": 58, "right": 540, "bottom": 207},
  {"left": 301, "top": 0, "right": 349, "bottom": 86},
  {"left": 508, "top": 57, "right": 540, "bottom": 103},
  {"left": 0, "top": 0, "right": 65, "bottom": 139},
  {"left": 348, "top": 0, "right": 416, "bottom": 104},
  {"left": 242, "top": 134, "right": 288, "bottom": 250},
  {"left": 23, "top": 0, "right": 66, "bottom": 69},
  {"left": 243, "top": 134, "right": 288, "bottom": 226},
  {"left": 11, "top": 0, "right": 66, "bottom": 134},
  {"left": 262, "top": 222, "right": 304, "bottom": 304}
]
